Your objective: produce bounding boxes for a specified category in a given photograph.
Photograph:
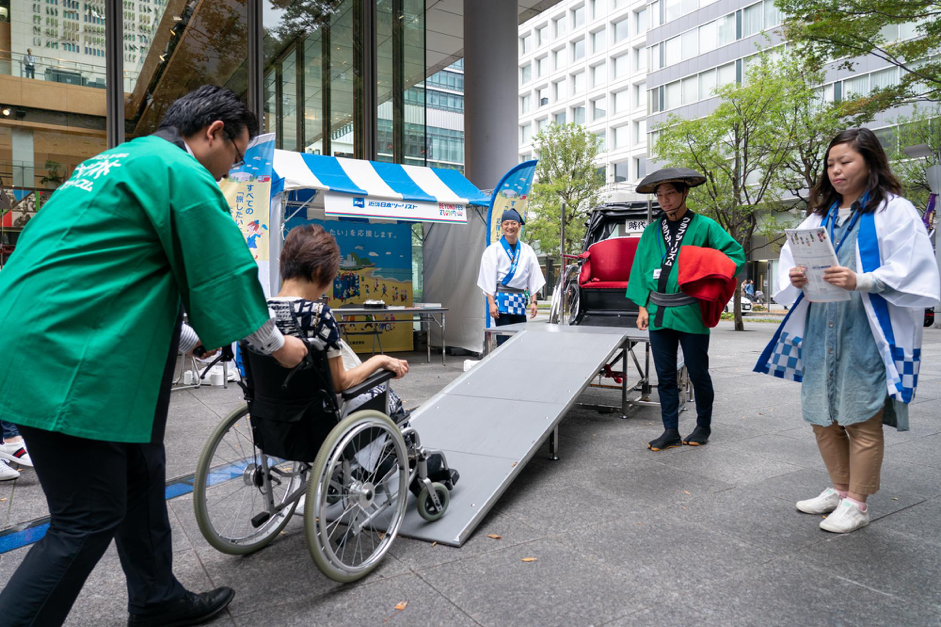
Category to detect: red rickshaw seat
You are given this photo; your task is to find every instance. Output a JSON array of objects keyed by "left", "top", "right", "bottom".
[{"left": 578, "top": 237, "right": 640, "bottom": 291}]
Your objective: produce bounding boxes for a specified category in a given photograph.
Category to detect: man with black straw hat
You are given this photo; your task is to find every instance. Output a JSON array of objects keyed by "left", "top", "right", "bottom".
[
  {"left": 627, "top": 168, "right": 745, "bottom": 451},
  {"left": 477, "top": 208, "right": 546, "bottom": 345}
]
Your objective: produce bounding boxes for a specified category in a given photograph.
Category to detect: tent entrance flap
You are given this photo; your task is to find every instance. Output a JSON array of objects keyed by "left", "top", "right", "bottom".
[{"left": 323, "top": 191, "right": 467, "bottom": 224}]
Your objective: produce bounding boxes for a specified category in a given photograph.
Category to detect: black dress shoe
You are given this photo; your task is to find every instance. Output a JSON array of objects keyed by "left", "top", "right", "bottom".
[
  {"left": 128, "top": 587, "right": 235, "bottom": 627},
  {"left": 683, "top": 426, "right": 711, "bottom": 446},
  {"left": 647, "top": 429, "right": 682, "bottom": 451}
]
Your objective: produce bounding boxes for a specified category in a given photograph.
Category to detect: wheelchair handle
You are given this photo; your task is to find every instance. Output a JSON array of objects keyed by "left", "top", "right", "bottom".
[{"left": 198, "top": 345, "right": 235, "bottom": 381}]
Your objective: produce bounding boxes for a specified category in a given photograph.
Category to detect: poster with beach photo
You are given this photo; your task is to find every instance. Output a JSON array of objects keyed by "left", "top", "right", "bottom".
[{"left": 285, "top": 213, "right": 414, "bottom": 352}]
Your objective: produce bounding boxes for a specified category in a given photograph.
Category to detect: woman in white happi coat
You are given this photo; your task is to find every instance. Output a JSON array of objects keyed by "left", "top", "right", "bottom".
[
  {"left": 477, "top": 209, "right": 546, "bottom": 344},
  {"left": 755, "top": 128, "right": 940, "bottom": 534}
]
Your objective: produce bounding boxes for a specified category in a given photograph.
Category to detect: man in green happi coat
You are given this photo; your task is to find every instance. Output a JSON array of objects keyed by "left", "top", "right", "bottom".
[
  {"left": 626, "top": 168, "right": 745, "bottom": 451},
  {"left": 0, "top": 86, "right": 308, "bottom": 627}
]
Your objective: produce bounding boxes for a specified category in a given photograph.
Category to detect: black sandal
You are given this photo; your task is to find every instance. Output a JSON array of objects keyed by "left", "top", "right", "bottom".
[
  {"left": 648, "top": 429, "right": 682, "bottom": 451},
  {"left": 683, "top": 426, "right": 711, "bottom": 446}
]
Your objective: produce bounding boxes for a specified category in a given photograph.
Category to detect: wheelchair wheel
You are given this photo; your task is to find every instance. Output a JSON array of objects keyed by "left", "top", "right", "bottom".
[
  {"left": 417, "top": 482, "right": 450, "bottom": 522},
  {"left": 305, "top": 410, "right": 409, "bottom": 583},
  {"left": 193, "top": 404, "right": 306, "bottom": 555}
]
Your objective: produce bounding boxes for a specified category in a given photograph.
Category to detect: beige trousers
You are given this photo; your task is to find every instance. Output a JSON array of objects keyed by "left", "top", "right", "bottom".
[{"left": 811, "top": 409, "right": 885, "bottom": 496}]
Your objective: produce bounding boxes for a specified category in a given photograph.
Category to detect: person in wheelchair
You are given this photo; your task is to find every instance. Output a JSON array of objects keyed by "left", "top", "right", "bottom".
[{"left": 259, "top": 224, "right": 411, "bottom": 420}]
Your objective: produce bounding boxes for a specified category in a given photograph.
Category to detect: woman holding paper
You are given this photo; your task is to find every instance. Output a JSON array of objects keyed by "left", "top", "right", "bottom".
[{"left": 755, "top": 128, "right": 940, "bottom": 533}]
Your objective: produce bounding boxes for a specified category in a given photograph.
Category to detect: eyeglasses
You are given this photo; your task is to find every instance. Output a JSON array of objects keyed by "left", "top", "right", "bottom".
[{"left": 227, "top": 135, "right": 245, "bottom": 168}]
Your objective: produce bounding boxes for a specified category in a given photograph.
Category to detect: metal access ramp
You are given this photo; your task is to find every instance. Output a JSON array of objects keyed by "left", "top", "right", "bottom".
[{"left": 397, "top": 324, "right": 644, "bottom": 546}]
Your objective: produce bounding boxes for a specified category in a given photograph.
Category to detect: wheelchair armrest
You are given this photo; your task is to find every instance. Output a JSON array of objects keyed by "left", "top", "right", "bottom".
[{"left": 341, "top": 369, "right": 397, "bottom": 400}]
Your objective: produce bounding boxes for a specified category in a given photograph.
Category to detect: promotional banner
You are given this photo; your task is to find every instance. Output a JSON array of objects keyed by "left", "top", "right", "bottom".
[
  {"left": 284, "top": 211, "right": 414, "bottom": 353},
  {"left": 220, "top": 133, "right": 275, "bottom": 293},
  {"left": 324, "top": 191, "right": 467, "bottom": 224},
  {"left": 484, "top": 160, "right": 538, "bottom": 328}
]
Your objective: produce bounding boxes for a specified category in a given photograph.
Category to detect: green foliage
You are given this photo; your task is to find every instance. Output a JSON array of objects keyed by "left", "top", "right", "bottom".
[
  {"left": 883, "top": 106, "right": 941, "bottom": 210},
  {"left": 526, "top": 123, "right": 605, "bottom": 259},
  {"left": 777, "top": 0, "right": 941, "bottom": 104}
]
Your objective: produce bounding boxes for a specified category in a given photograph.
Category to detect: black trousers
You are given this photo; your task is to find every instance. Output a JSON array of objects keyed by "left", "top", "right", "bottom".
[
  {"left": 0, "top": 316, "right": 185, "bottom": 626},
  {"left": 648, "top": 328, "right": 714, "bottom": 431},
  {"left": 494, "top": 313, "right": 527, "bottom": 346}
]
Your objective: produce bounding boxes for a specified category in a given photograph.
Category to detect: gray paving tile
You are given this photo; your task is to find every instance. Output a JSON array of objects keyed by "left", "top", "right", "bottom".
[
  {"left": 604, "top": 604, "right": 709, "bottom": 626},
  {"left": 233, "top": 573, "right": 478, "bottom": 627},
  {"left": 692, "top": 555, "right": 940, "bottom": 626},
  {"left": 5, "top": 470, "right": 48, "bottom": 528},
  {"left": 722, "top": 433, "right": 831, "bottom": 469},
  {"left": 561, "top": 510, "right": 774, "bottom": 597},
  {"left": 416, "top": 538, "right": 664, "bottom": 627},
  {"left": 649, "top": 443, "right": 805, "bottom": 487},
  {"left": 878, "top": 458, "right": 941, "bottom": 499},
  {"left": 877, "top": 497, "right": 941, "bottom": 547},
  {"left": 884, "top": 433, "right": 941, "bottom": 469},
  {"left": 794, "top": 528, "right": 941, "bottom": 611}
]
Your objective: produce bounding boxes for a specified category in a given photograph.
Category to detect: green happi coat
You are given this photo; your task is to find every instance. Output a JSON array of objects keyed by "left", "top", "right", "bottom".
[
  {"left": 626, "top": 211, "right": 746, "bottom": 334},
  {"left": 0, "top": 133, "right": 270, "bottom": 443}
]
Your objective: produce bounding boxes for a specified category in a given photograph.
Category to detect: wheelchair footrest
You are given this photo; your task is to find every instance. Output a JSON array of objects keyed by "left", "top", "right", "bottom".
[{"left": 410, "top": 451, "right": 459, "bottom": 497}]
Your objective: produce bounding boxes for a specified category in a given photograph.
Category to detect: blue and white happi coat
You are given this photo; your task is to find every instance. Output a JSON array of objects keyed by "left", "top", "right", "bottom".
[
  {"left": 476, "top": 237, "right": 546, "bottom": 316},
  {"left": 755, "top": 195, "right": 940, "bottom": 404}
]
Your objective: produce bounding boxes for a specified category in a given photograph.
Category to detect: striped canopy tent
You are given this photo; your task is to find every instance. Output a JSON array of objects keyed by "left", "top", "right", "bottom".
[{"left": 271, "top": 151, "right": 490, "bottom": 224}]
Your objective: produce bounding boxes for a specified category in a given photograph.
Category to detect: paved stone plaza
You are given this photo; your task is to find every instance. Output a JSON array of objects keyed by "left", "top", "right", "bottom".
[{"left": 2, "top": 321, "right": 940, "bottom": 626}]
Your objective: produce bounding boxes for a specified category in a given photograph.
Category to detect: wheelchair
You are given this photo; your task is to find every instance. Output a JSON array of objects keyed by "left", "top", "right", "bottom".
[{"left": 192, "top": 339, "right": 457, "bottom": 583}]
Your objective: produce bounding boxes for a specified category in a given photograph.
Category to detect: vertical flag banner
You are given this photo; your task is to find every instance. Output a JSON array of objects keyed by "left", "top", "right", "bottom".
[
  {"left": 484, "top": 160, "right": 538, "bottom": 327},
  {"left": 219, "top": 132, "right": 275, "bottom": 294}
]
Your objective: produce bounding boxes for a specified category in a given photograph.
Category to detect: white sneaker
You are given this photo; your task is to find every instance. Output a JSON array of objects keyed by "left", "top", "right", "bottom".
[
  {"left": 820, "top": 499, "right": 870, "bottom": 533},
  {"left": 0, "top": 441, "right": 33, "bottom": 467},
  {"left": 0, "top": 459, "right": 20, "bottom": 481},
  {"left": 796, "top": 487, "right": 841, "bottom": 514}
]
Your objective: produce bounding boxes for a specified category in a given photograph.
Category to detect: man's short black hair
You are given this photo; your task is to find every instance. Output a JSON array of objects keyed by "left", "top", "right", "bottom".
[{"left": 158, "top": 85, "right": 258, "bottom": 141}]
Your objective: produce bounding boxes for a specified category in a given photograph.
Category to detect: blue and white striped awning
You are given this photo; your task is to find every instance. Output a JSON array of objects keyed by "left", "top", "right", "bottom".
[{"left": 272, "top": 151, "right": 490, "bottom": 208}]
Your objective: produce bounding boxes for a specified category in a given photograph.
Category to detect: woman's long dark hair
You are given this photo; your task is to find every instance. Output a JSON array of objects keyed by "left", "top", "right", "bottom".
[{"left": 809, "top": 128, "right": 902, "bottom": 216}]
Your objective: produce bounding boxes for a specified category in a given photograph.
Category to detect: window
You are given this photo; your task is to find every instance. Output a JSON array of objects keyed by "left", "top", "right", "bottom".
[
  {"left": 899, "top": 21, "right": 919, "bottom": 41},
  {"left": 554, "top": 111, "right": 567, "bottom": 125},
  {"left": 520, "top": 123, "right": 533, "bottom": 144},
  {"left": 521, "top": 64, "right": 532, "bottom": 84},
  {"left": 591, "top": 0, "right": 605, "bottom": 19},
  {"left": 635, "top": 157, "right": 647, "bottom": 179},
  {"left": 635, "top": 8, "right": 647, "bottom": 35},
  {"left": 634, "top": 81, "right": 646, "bottom": 108},
  {"left": 700, "top": 20, "right": 717, "bottom": 53},
  {"left": 536, "top": 25, "right": 548, "bottom": 47},
  {"left": 573, "top": 71, "right": 586, "bottom": 94},
  {"left": 537, "top": 87, "right": 549, "bottom": 106},
  {"left": 614, "top": 53, "right": 630, "bottom": 78},
  {"left": 573, "top": 5, "right": 585, "bottom": 28},
  {"left": 594, "top": 130, "right": 606, "bottom": 150},
  {"left": 649, "top": 43, "right": 661, "bottom": 70},
  {"left": 592, "top": 63, "right": 606, "bottom": 87},
  {"left": 592, "top": 98, "right": 606, "bottom": 120},
  {"left": 742, "top": 3, "right": 762, "bottom": 38},
  {"left": 878, "top": 23, "right": 899, "bottom": 42},
  {"left": 717, "top": 62, "right": 736, "bottom": 86},
  {"left": 592, "top": 29, "right": 606, "bottom": 54},
  {"left": 554, "top": 15, "right": 566, "bottom": 38},
  {"left": 634, "top": 119, "right": 647, "bottom": 144},
  {"left": 681, "top": 75, "right": 699, "bottom": 104},
  {"left": 537, "top": 56, "right": 548, "bottom": 77},
  {"left": 613, "top": 89, "right": 629, "bottom": 113},
  {"left": 537, "top": 118, "right": 549, "bottom": 133},
  {"left": 572, "top": 38, "right": 586, "bottom": 61},
  {"left": 614, "top": 17, "right": 629, "bottom": 42},
  {"left": 614, "top": 125, "right": 629, "bottom": 148},
  {"left": 665, "top": 0, "right": 697, "bottom": 23},
  {"left": 665, "top": 36, "right": 681, "bottom": 67},
  {"left": 871, "top": 67, "right": 899, "bottom": 90},
  {"left": 717, "top": 13, "right": 736, "bottom": 46},
  {"left": 699, "top": 69, "right": 717, "bottom": 98},
  {"left": 650, "top": 1, "right": 661, "bottom": 27},
  {"left": 520, "top": 153, "right": 532, "bottom": 163},
  {"left": 844, "top": 74, "right": 870, "bottom": 97},
  {"left": 764, "top": 0, "right": 783, "bottom": 29},
  {"left": 681, "top": 30, "right": 698, "bottom": 60},
  {"left": 649, "top": 87, "right": 662, "bottom": 114},
  {"left": 520, "top": 94, "right": 531, "bottom": 114},
  {"left": 554, "top": 79, "right": 567, "bottom": 101},
  {"left": 573, "top": 106, "right": 586, "bottom": 125},
  {"left": 614, "top": 161, "right": 630, "bottom": 182},
  {"left": 553, "top": 48, "right": 565, "bottom": 70},
  {"left": 664, "top": 80, "right": 681, "bottom": 109},
  {"left": 520, "top": 34, "right": 532, "bottom": 55},
  {"left": 635, "top": 46, "right": 647, "bottom": 71}
]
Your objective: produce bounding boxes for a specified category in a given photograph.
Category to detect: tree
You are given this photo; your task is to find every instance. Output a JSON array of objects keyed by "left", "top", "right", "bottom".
[
  {"left": 526, "top": 124, "right": 605, "bottom": 269},
  {"left": 653, "top": 51, "right": 802, "bottom": 330},
  {"left": 777, "top": 0, "right": 941, "bottom": 105},
  {"left": 884, "top": 105, "right": 941, "bottom": 211}
]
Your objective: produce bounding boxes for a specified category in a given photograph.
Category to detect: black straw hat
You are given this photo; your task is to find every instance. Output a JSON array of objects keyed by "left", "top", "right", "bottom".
[{"left": 636, "top": 167, "right": 706, "bottom": 194}]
